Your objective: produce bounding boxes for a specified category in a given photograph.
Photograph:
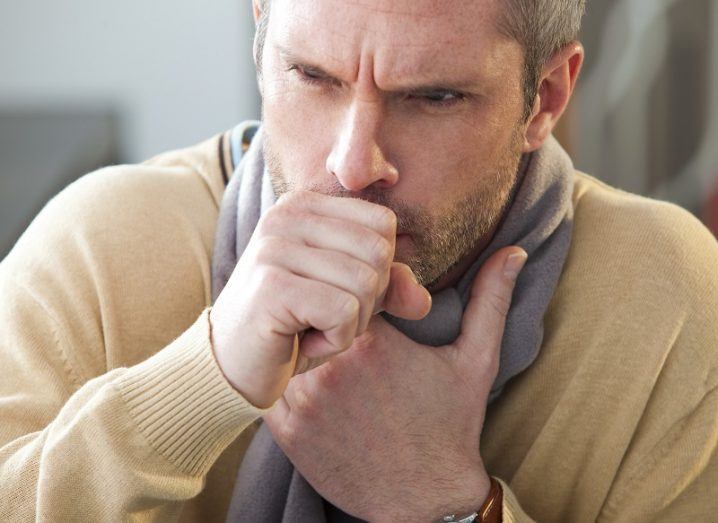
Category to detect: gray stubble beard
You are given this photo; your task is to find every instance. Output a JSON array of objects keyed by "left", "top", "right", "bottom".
[{"left": 262, "top": 130, "right": 523, "bottom": 288}]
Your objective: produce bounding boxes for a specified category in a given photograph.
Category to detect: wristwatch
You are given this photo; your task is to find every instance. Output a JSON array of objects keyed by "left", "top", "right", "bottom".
[{"left": 440, "top": 476, "right": 503, "bottom": 523}]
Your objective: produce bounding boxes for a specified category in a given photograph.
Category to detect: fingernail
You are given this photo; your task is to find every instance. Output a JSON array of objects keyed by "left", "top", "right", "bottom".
[{"left": 503, "top": 251, "right": 528, "bottom": 280}]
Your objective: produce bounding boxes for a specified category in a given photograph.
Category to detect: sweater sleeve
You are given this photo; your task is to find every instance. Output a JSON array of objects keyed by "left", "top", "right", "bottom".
[
  {"left": 0, "top": 161, "right": 267, "bottom": 521},
  {"left": 480, "top": 182, "right": 718, "bottom": 522},
  {"left": 593, "top": 203, "right": 718, "bottom": 522},
  {"left": 498, "top": 479, "right": 536, "bottom": 522},
  {"left": 0, "top": 284, "right": 265, "bottom": 521}
]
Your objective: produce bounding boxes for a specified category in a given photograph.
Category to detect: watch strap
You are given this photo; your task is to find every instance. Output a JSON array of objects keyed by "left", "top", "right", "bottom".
[
  {"left": 441, "top": 476, "right": 503, "bottom": 523},
  {"left": 478, "top": 476, "right": 503, "bottom": 523}
]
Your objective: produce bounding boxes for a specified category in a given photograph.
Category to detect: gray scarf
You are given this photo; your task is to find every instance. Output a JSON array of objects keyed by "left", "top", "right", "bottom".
[{"left": 212, "top": 122, "right": 575, "bottom": 522}]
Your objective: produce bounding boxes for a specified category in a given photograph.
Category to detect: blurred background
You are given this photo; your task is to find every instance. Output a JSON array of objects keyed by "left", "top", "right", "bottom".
[{"left": 1, "top": 0, "right": 717, "bottom": 258}]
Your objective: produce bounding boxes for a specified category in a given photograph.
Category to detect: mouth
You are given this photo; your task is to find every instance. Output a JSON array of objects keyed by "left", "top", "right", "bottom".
[{"left": 395, "top": 233, "right": 412, "bottom": 247}]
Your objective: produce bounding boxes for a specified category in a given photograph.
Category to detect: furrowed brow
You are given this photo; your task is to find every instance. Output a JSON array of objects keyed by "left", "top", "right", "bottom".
[
  {"left": 276, "top": 43, "right": 482, "bottom": 96},
  {"left": 403, "top": 82, "right": 474, "bottom": 94},
  {"left": 276, "top": 44, "right": 340, "bottom": 78}
]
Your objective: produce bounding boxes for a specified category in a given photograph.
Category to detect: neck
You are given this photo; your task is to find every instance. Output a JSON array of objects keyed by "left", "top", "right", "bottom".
[
  {"left": 427, "top": 154, "right": 530, "bottom": 293},
  {"left": 426, "top": 220, "right": 500, "bottom": 293}
]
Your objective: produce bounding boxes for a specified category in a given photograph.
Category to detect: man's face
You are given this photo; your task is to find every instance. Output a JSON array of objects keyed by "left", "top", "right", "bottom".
[{"left": 258, "top": 0, "right": 528, "bottom": 287}]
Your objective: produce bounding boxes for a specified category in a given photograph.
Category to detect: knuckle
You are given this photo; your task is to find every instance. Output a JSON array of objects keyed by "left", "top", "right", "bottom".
[
  {"left": 253, "top": 236, "right": 286, "bottom": 265},
  {"left": 476, "top": 352, "right": 500, "bottom": 384},
  {"left": 313, "top": 361, "right": 341, "bottom": 391},
  {"left": 352, "top": 331, "right": 373, "bottom": 354},
  {"left": 291, "top": 383, "right": 320, "bottom": 420},
  {"left": 462, "top": 346, "right": 499, "bottom": 382},
  {"left": 356, "top": 265, "right": 380, "bottom": 295},
  {"left": 258, "top": 205, "right": 284, "bottom": 230},
  {"left": 487, "top": 288, "right": 511, "bottom": 318},
  {"left": 299, "top": 210, "right": 323, "bottom": 231},
  {"left": 276, "top": 416, "right": 301, "bottom": 449},
  {"left": 255, "top": 264, "right": 286, "bottom": 290},
  {"left": 351, "top": 329, "right": 379, "bottom": 360},
  {"left": 368, "top": 235, "right": 392, "bottom": 268},
  {"left": 375, "top": 206, "right": 397, "bottom": 234},
  {"left": 475, "top": 341, "right": 500, "bottom": 369},
  {"left": 257, "top": 209, "right": 289, "bottom": 239},
  {"left": 332, "top": 300, "right": 360, "bottom": 349},
  {"left": 336, "top": 293, "right": 360, "bottom": 322},
  {"left": 281, "top": 190, "right": 312, "bottom": 208},
  {"left": 276, "top": 191, "right": 294, "bottom": 207},
  {"left": 336, "top": 327, "right": 358, "bottom": 353}
]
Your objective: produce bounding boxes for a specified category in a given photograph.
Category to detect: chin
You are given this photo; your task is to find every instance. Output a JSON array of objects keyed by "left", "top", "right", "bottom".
[{"left": 393, "top": 235, "right": 415, "bottom": 263}]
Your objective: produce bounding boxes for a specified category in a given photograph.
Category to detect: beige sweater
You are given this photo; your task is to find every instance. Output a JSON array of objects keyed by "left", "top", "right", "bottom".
[{"left": 1, "top": 131, "right": 717, "bottom": 522}]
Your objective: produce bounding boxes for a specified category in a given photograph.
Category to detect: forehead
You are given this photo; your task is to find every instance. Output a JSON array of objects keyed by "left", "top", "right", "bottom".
[{"left": 269, "top": 0, "right": 517, "bottom": 87}]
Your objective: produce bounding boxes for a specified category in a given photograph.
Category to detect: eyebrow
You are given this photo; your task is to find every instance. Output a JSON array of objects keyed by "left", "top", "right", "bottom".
[{"left": 276, "top": 44, "right": 482, "bottom": 95}]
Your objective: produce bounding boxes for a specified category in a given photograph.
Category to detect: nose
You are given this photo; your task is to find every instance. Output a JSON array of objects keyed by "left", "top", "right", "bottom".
[{"left": 325, "top": 100, "right": 399, "bottom": 192}]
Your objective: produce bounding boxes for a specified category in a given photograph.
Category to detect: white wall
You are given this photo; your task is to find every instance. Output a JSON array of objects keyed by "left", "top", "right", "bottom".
[{"left": 0, "top": 1, "right": 260, "bottom": 163}]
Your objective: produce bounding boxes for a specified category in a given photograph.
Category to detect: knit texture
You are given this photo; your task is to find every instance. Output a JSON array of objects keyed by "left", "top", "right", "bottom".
[{"left": 116, "top": 309, "right": 263, "bottom": 477}]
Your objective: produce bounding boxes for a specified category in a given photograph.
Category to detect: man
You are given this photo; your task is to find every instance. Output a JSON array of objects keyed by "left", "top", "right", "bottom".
[{"left": 1, "top": 0, "right": 717, "bottom": 521}]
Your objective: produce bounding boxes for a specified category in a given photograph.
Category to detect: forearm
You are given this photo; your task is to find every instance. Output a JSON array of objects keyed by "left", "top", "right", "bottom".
[{"left": 0, "top": 309, "right": 266, "bottom": 521}]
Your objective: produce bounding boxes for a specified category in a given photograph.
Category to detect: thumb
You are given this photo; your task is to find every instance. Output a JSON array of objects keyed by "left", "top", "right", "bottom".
[
  {"left": 453, "top": 246, "right": 527, "bottom": 356},
  {"left": 381, "top": 262, "right": 432, "bottom": 320}
]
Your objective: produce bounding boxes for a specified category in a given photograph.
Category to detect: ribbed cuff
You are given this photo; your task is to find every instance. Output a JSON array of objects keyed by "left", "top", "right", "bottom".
[
  {"left": 116, "top": 308, "right": 268, "bottom": 476},
  {"left": 496, "top": 477, "right": 535, "bottom": 522}
]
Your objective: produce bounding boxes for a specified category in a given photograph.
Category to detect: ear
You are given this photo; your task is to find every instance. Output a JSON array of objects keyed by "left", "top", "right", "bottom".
[
  {"left": 522, "top": 42, "right": 584, "bottom": 153},
  {"left": 252, "top": 0, "right": 263, "bottom": 24},
  {"left": 252, "top": 0, "right": 265, "bottom": 72}
]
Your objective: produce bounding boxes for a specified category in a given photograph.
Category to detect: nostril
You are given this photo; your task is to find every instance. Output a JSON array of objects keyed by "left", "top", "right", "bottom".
[{"left": 327, "top": 145, "right": 399, "bottom": 192}]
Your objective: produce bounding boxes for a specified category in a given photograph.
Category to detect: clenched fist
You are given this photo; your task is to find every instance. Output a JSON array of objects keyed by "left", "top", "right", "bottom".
[{"left": 210, "top": 190, "right": 432, "bottom": 408}]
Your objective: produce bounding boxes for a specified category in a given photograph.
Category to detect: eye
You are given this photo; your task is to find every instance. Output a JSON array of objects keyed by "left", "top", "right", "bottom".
[
  {"left": 287, "top": 64, "right": 337, "bottom": 87},
  {"left": 412, "top": 89, "right": 466, "bottom": 108}
]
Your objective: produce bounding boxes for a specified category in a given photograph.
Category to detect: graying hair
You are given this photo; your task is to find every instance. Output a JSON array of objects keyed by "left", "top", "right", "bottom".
[
  {"left": 254, "top": 0, "right": 271, "bottom": 77},
  {"left": 254, "top": 0, "right": 586, "bottom": 120},
  {"left": 498, "top": 0, "right": 586, "bottom": 120}
]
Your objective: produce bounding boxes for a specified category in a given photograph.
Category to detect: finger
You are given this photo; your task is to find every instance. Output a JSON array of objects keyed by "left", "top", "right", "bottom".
[
  {"left": 272, "top": 271, "right": 360, "bottom": 354},
  {"left": 381, "top": 263, "right": 432, "bottom": 320},
  {"left": 256, "top": 237, "right": 381, "bottom": 334},
  {"left": 279, "top": 333, "right": 331, "bottom": 376},
  {"left": 263, "top": 211, "right": 394, "bottom": 276},
  {"left": 297, "top": 329, "right": 343, "bottom": 362},
  {"left": 276, "top": 190, "right": 397, "bottom": 240},
  {"left": 453, "top": 247, "right": 527, "bottom": 355}
]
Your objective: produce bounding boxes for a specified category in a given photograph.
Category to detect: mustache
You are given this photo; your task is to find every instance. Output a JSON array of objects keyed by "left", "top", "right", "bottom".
[{"left": 304, "top": 183, "right": 429, "bottom": 234}]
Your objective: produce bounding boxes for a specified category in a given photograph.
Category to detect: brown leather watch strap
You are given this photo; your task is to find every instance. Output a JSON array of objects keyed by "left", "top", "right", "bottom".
[{"left": 478, "top": 477, "right": 503, "bottom": 523}]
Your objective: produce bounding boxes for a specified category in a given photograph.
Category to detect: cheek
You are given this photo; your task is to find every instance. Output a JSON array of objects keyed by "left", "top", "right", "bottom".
[
  {"left": 261, "top": 75, "right": 338, "bottom": 186},
  {"left": 391, "top": 105, "right": 519, "bottom": 196},
  {"left": 387, "top": 128, "right": 490, "bottom": 208}
]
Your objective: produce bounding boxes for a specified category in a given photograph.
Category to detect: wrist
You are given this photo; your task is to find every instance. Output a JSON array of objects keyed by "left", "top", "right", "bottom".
[
  {"left": 379, "top": 463, "right": 492, "bottom": 522},
  {"left": 208, "top": 307, "right": 291, "bottom": 409},
  {"left": 431, "top": 467, "right": 492, "bottom": 522},
  {"left": 441, "top": 477, "right": 503, "bottom": 523}
]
